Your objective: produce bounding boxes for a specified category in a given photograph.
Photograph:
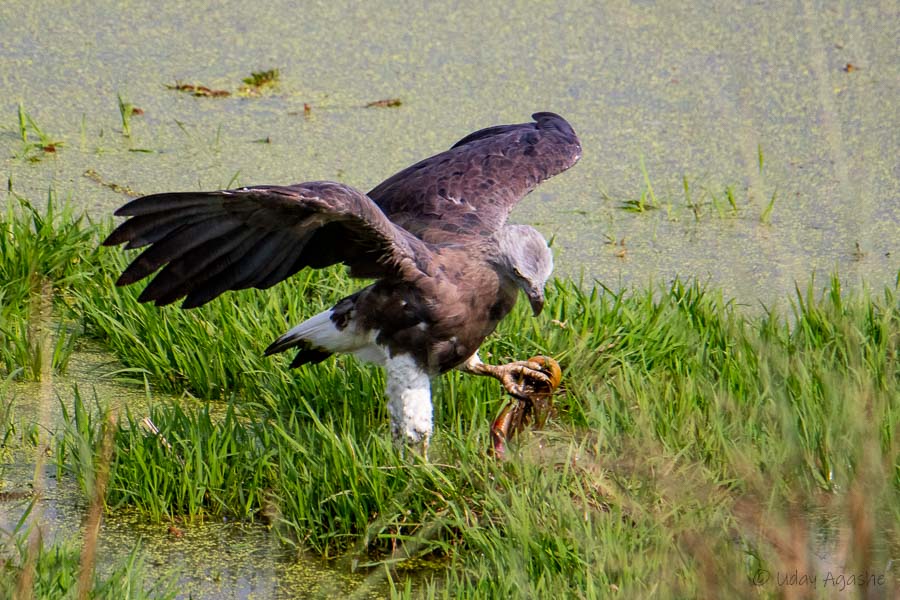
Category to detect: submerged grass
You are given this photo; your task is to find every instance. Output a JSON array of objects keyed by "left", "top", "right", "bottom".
[
  {"left": 15, "top": 103, "right": 64, "bottom": 160},
  {"left": 616, "top": 153, "right": 779, "bottom": 223},
  {"left": 0, "top": 500, "right": 176, "bottom": 599},
  {"left": 3, "top": 196, "right": 899, "bottom": 597}
]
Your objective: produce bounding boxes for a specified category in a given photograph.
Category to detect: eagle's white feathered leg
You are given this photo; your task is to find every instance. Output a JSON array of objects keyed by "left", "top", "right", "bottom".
[
  {"left": 271, "top": 307, "right": 433, "bottom": 452},
  {"left": 385, "top": 354, "right": 433, "bottom": 453}
]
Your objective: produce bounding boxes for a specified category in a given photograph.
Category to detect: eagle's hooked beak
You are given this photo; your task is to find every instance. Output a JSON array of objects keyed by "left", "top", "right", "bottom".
[{"left": 526, "top": 286, "right": 545, "bottom": 316}]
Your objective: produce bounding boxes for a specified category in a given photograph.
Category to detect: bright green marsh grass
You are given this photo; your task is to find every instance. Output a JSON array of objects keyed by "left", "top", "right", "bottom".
[
  {"left": 0, "top": 194, "right": 94, "bottom": 379},
  {"left": 3, "top": 198, "right": 899, "bottom": 597}
]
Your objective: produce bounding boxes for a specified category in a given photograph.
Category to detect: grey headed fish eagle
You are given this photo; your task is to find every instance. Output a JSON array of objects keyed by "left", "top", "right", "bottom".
[{"left": 103, "top": 112, "right": 582, "bottom": 451}]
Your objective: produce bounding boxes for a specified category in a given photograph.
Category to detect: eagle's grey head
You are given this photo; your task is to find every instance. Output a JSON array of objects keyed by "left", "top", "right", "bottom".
[{"left": 491, "top": 225, "right": 553, "bottom": 316}]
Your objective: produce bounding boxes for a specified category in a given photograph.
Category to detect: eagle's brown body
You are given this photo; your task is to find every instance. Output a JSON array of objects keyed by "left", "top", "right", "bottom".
[{"left": 308, "top": 243, "right": 518, "bottom": 376}]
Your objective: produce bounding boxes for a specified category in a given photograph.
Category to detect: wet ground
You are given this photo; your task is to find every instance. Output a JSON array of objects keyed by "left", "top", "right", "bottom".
[
  {"left": 1, "top": 0, "right": 898, "bottom": 597},
  {"left": 0, "top": 348, "right": 392, "bottom": 598},
  {"left": 0, "top": 462, "right": 389, "bottom": 598}
]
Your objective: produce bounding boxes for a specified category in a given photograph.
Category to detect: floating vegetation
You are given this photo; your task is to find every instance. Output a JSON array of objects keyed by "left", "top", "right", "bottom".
[
  {"left": 166, "top": 70, "right": 280, "bottom": 98},
  {"left": 83, "top": 169, "right": 140, "bottom": 197},
  {"left": 288, "top": 103, "right": 313, "bottom": 118},
  {"left": 165, "top": 82, "right": 231, "bottom": 98},
  {"left": 241, "top": 68, "right": 280, "bottom": 89},
  {"left": 617, "top": 156, "right": 660, "bottom": 213},
  {"left": 364, "top": 98, "right": 403, "bottom": 108},
  {"left": 604, "top": 234, "right": 627, "bottom": 258}
]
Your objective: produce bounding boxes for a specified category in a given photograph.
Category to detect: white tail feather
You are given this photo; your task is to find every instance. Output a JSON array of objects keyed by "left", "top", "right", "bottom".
[
  {"left": 276, "top": 310, "right": 350, "bottom": 351},
  {"left": 269, "top": 308, "right": 388, "bottom": 366}
]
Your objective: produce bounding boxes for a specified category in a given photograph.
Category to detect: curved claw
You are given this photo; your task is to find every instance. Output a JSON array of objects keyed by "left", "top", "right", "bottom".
[
  {"left": 489, "top": 355, "right": 563, "bottom": 458},
  {"left": 525, "top": 355, "right": 562, "bottom": 391},
  {"left": 499, "top": 368, "right": 542, "bottom": 398},
  {"left": 501, "top": 355, "right": 562, "bottom": 398}
]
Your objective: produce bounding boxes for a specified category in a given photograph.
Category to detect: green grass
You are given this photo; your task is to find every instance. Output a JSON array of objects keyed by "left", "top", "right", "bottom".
[
  {"left": 117, "top": 93, "right": 137, "bottom": 138},
  {"left": 241, "top": 68, "right": 280, "bottom": 89},
  {"left": 616, "top": 152, "right": 779, "bottom": 223},
  {"left": 238, "top": 68, "right": 281, "bottom": 96},
  {"left": 0, "top": 194, "right": 96, "bottom": 379},
  {"left": 15, "top": 102, "right": 64, "bottom": 160},
  {"left": 3, "top": 196, "right": 899, "bottom": 597}
]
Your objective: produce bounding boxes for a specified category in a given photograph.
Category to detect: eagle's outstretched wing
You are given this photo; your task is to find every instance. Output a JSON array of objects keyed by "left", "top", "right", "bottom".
[
  {"left": 103, "top": 181, "right": 430, "bottom": 308},
  {"left": 368, "top": 112, "right": 581, "bottom": 243}
]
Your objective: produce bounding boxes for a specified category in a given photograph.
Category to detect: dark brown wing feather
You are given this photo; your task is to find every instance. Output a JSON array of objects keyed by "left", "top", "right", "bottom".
[
  {"left": 368, "top": 112, "right": 581, "bottom": 243},
  {"left": 103, "top": 181, "right": 431, "bottom": 308}
]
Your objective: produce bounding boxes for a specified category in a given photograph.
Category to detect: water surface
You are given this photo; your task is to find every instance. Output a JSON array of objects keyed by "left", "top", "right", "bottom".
[{"left": 1, "top": 0, "right": 896, "bottom": 304}]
